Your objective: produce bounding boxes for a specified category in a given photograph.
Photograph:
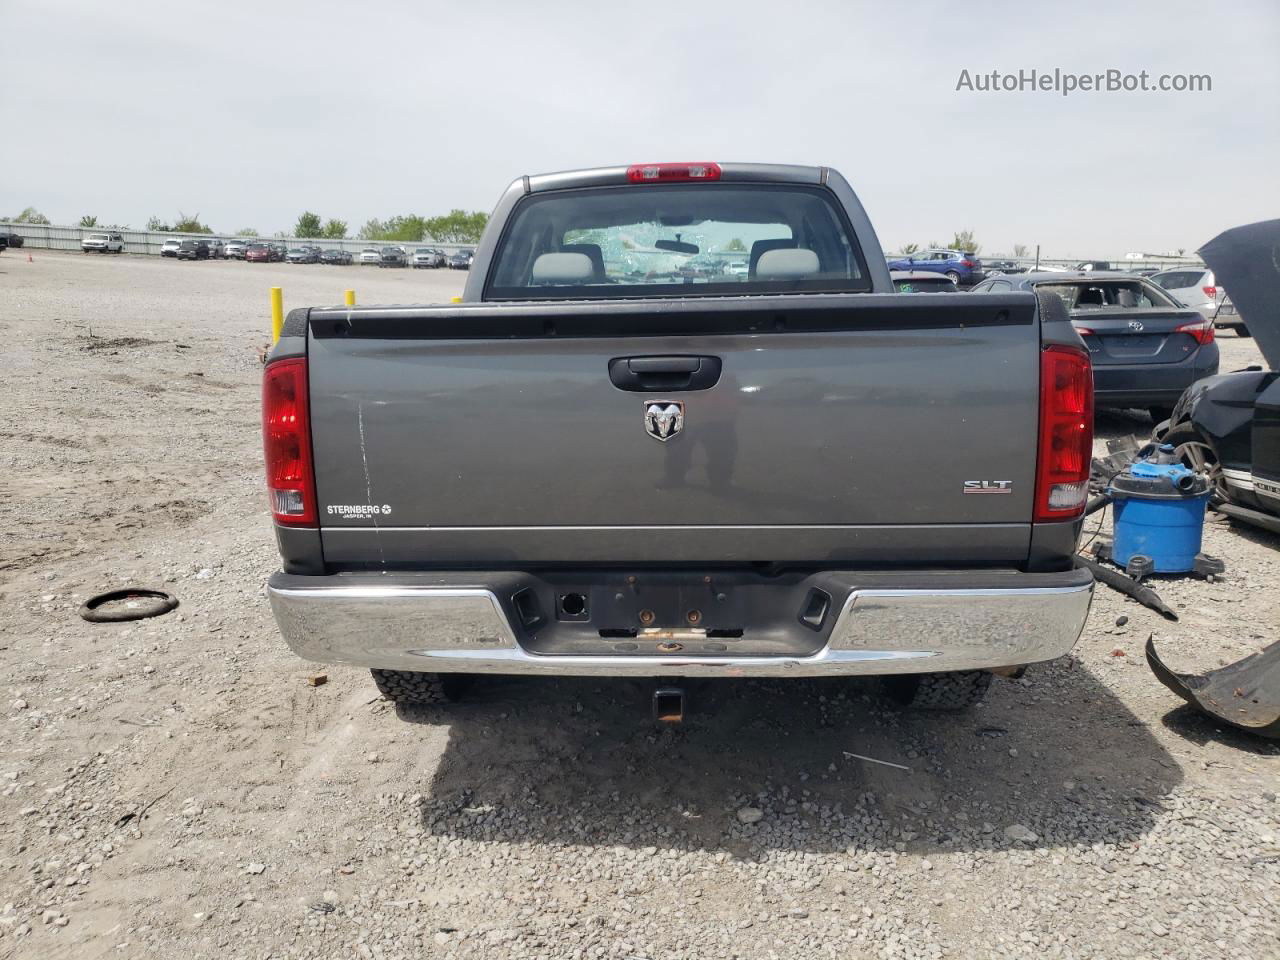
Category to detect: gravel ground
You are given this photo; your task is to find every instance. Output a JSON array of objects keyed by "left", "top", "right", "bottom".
[{"left": 1, "top": 250, "right": 1277, "bottom": 960}]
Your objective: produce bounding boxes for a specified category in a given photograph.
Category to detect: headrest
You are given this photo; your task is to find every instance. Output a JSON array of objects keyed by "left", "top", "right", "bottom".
[
  {"left": 749, "top": 238, "right": 797, "bottom": 277},
  {"left": 755, "top": 248, "right": 820, "bottom": 280},
  {"left": 532, "top": 252, "right": 594, "bottom": 284}
]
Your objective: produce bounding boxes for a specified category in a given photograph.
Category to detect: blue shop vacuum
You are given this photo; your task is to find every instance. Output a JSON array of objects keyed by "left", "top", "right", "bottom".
[{"left": 1092, "top": 444, "right": 1225, "bottom": 580}]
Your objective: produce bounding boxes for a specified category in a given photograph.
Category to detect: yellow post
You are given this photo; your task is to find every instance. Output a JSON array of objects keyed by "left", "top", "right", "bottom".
[
  {"left": 344, "top": 289, "right": 356, "bottom": 307},
  {"left": 270, "top": 287, "right": 284, "bottom": 343}
]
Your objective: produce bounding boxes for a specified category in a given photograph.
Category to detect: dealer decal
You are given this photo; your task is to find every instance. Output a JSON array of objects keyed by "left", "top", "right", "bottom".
[{"left": 327, "top": 504, "right": 393, "bottom": 517}]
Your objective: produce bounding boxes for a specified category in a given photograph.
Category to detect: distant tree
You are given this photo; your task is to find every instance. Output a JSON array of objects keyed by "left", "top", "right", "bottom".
[
  {"left": 146, "top": 216, "right": 171, "bottom": 232},
  {"left": 900, "top": 243, "right": 919, "bottom": 255},
  {"left": 1175, "top": 248, "right": 1186, "bottom": 256},
  {"left": 293, "top": 211, "right": 323, "bottom": 238},
  {"left": 321, "top": 218, "right": 347, "bottom": 239},
  {"left": 391, "top": 216, "right": 432, "bottom": 242},
  {"left": 424, "top": 209, "right": 488, "bottom": 244},
  {"left": 357, "top": 218, "right": 387, "bottom": 241},
  {"left": 79, "top": 215, "right": 98, "bottom": 228},
  {"left": 950, "top": 230, "right": 980, "bottom": 254},
  {"left": 11, "top": 207, "right": 51, "bottom": 225},
  {"left": 724, "top": 237, "right": 747, "bottom": 253},
  {"left": 1012, "top": 243, "right": 1029, "bottom": 258},
  {"left": 171, "top": 212, "right": 212, "bottom": 234},
  {"left": 234, "top": 227, "right": 258, "bottom": 237}
]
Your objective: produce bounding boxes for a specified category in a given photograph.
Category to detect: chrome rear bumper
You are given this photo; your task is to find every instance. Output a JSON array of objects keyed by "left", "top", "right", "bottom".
[{"left": 267, "top": 569, "right": 1093, "bottom": 678}]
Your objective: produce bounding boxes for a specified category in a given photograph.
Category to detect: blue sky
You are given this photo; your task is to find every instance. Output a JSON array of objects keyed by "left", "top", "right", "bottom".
[{"left": 2, "top": 0, "right": 1276, "bottom": 256}]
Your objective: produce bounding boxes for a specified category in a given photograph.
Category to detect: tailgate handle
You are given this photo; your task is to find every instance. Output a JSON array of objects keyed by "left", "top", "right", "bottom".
[{"left": 609, "top": 356, "right": 722, "bottom": 392}]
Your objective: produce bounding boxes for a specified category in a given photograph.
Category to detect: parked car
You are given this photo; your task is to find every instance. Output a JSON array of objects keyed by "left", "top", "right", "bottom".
[
  {"left": 725, "top": 260, "right": 749, "bottom": 277},
  {"left": 263, "top": 160, "right": 1095, "bottom": 716},
  {"left": 0, "top": 230, "right": 24, "bottom": 248},
  {"left": 320, "top": 248, "right": 353, "bottom": 265},
  {"left": 970, "top": 271, "right": 1218, "bottom": 421},
  {"left": 176, "top": 240, "right": 210, "bottom": 260},
  {"left": 890, "top": 270, "right": 958, "bottom": 293},
  {"left": 379, "top": 246, "right": 408, "bottom": 268},
  {"left": 1148, "top": 267, "right": 1234, "bottom": 326},
  {"left": 885, "top": 248, "right": 984, "bottom": 285},
  {"left": 270, "top": 243, "right": 288, "bottom": 261},
  {"left": 245, "top": 243, "right": 275, "bottom": 263},
  {"left": 412, "top": 247, "right": 446, "bottom": 268},
  {"left": 1153, "top": 218, "right": 1279, "bottom": 534},
  {"left": 224, "top": 239, "right": 251, "bottom": 260},
  {"left": 286, "top": 247, "right": 319, "bottom": 264},
  {"left": 81, "top": 231, "right": 125, "bottom": 254},
  {"left": 161, "top": 238, "right": 182, "bottom": 258},
  {"left": 202, "top": 238, "right": 225, "bottom": 259},
  {"left": 358, "top": 247, "right": 381, "bottom": 265},
  {"left": 447, "top": 249, "right": 474, "bottom": 270},
  {"left": 0, "top": 234, "right": 6, "bottom": 253},
  {"left": 1074, "top": 260, "right": 1113, "bottom": 272},
  {"left": 984, "top": 260, "right": 1026, "bottom": 274}
]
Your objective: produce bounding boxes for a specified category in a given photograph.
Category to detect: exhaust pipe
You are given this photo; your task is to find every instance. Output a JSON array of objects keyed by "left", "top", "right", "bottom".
[{"left": 652, "top": 687, "right": 685, "bottom": 725}]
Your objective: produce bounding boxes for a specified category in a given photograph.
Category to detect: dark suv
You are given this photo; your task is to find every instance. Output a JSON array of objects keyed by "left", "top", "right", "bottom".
[
  {"left": 378, "top": 246, "right": 408, "bottom": 268},
  {"left": 176, "top": 240, "right": 210, "bottom": 260}
]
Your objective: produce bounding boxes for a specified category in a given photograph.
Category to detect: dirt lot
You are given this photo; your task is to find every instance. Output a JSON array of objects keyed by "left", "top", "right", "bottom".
[{"left": 2, "top": 250, "right": 1277, "bottom": 960}]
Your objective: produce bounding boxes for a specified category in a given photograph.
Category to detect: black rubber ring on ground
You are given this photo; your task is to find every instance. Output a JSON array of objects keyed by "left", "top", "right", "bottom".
[{"left": 79, "top": 588, "right": 179, "bottom": 623}]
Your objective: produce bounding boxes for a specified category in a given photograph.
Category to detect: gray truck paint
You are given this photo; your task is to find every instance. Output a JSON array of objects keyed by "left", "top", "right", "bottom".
[
  {"left": 266, "top": 163, "right": 1092, "bottom": 675},
  {"left": 308, "top": 317, "right": 1039, "bottom": 564}
]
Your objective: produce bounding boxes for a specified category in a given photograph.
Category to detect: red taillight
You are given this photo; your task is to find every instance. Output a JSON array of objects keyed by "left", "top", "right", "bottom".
[
  {"left": 1035, "top": 345, "right": 1093, "bottom": 523},
  {"left": 1202, "top": 285, "right": 1216, "bottom": 299},
  {"left": 263, "top": 357, "right": 316, "bottom": 526},
  {"left": 1174, "top": 317, "right": 1215, "bottom": 345},
  {"left": 960, "top": 260, "right": 975, "bottom": 267},
  {"left": 626, "top": 162, "right": 721, "bottom": 184},
  {"left": 1074, "top": 327, "right": 1095, "bottom": 336}
]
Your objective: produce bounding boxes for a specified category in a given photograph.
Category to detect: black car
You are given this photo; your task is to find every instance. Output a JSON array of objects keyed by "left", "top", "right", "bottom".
[
  {"left": 447, "top": 249, "right": 473, "bottom": 270},
  {"left": 1153, "top": 218, "right": 1280, "bottom": 535},
  {"left": 378, "top": 246, "right": 408, "bottom": 268},
  {"left": 320, "top": 248, "right": 353, "bottom": 265},
  {"left": 969, "top": 271, "right": 1219, "bottom": 420},
  {"left": 176, "top": 239, "right": 210, "bottom": 260},
  {"left": 0, "top": 230, "right": 24, "bottom": 249}
]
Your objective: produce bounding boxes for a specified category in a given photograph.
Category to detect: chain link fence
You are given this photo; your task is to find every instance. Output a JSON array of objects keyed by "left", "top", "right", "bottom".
[{"left": 0, "top": 222, "right": 475, "bottom": 258}]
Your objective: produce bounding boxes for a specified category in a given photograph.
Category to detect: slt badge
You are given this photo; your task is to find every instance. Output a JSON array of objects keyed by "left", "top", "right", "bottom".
[{"left": 644, "top": 400, "right": 685, "bottom": 442}]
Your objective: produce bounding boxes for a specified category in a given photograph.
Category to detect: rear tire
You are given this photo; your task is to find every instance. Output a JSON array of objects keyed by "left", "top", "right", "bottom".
[
  {"left": 945, "top": 270, "right": 961, "bottom": 284},
  {"left": 371, "top": 669, "right": 466, "bottom": 705},
  {"left": 1163, "top": 422, "right": 1228, "bottom": 504},
  {"left": 883, "top": 670, "right": 993, "bottom": 710}
]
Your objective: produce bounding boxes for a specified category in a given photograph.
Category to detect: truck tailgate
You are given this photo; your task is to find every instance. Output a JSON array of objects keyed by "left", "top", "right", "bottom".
[{"left": 305, "top": 294, "right": 1041, "bottom": 565}]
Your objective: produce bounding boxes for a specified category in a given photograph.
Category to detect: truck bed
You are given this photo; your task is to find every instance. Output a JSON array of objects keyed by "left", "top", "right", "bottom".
[{"left": 299, "top": 292, "right": 1043, "bottom": 568}]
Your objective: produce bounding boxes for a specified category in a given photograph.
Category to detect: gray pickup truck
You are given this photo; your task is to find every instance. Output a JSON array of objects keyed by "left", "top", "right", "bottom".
[{"left": 263, "top": 162, "right": 1095, "bottom": 713}]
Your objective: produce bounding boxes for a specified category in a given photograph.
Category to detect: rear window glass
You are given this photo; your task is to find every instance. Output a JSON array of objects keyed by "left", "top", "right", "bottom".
[
  {"left": 486, "top": 184, "right": 869, "bottom": 300},
  {"left": 1151, "top": 271, "right": 1206, "bottom": 290},
  {"left": 1035, "top": 280, "right": 1175, "bottom": 310},
  {"left": 894, "top": 277, "right": 957, "bottom": 292}
]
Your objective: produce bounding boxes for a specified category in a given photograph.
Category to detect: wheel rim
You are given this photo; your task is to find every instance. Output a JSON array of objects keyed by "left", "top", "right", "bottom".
[{"left": 1173, "top": 439, "right": 1228, "bottom": 503}]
